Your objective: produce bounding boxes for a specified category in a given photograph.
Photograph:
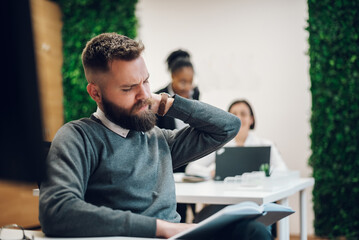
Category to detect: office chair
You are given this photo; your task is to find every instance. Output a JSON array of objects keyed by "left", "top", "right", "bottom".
[{"left": 26, "top": 141, "right": 51, "bottom": 231}]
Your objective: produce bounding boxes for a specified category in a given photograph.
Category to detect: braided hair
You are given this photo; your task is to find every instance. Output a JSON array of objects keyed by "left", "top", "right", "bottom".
[{"left": 166, "top": 49, "right": 193, "bottom": 74}]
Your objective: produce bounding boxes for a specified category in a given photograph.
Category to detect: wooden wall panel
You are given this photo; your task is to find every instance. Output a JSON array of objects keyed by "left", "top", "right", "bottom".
[
  {"left": 30, "top": 0, "right": 64, "bottom": 141},
  {"left": 0, "top": 181, "right": 39, "bottom": 228},
  {"left": 0, "top": 0, "right": 63, "bottom": 229}
]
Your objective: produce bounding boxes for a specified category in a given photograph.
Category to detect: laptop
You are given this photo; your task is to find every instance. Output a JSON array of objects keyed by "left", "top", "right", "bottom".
[{"left": 214, "top": 146, "right": 271, "bottom": 181}]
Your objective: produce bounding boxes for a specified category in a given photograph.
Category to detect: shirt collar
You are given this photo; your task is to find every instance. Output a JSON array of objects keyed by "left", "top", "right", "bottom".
[
  {"left": 93, "top": 107, "right": 130, "bottom": 138},
  {"left": 167, "top": 84, "right": 175, "bottom": 96}
]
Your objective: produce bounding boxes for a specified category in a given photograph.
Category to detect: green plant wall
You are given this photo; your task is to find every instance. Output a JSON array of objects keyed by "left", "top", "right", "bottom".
[
  {"left": 55, "top": 0, "right": 138, "bottom": 122},
  {"left": 307, "top": 0, "right": 359, "bottom": 239}
]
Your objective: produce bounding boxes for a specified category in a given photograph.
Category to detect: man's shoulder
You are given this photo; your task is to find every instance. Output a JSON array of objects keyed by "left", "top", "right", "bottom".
[
  {"left": 53, "top": 117, "right": 110, "bottom": 148},
  {"left": 147, "top": 125, "right": 166, "bottom": 135},
  {"left": 147, "top": 126, "right": 175, "bottom": 142},
  {"left": 60, "top": 117, "right": 103, "bottom": 134},
  {"left": 65, "top": 116, "right": 98, "bottom": 126}
]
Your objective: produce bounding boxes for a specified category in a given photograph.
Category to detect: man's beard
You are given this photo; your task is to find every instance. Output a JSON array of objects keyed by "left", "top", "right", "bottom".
[{"left": 101, "top": 96, "right": 157, "bottom": 132}]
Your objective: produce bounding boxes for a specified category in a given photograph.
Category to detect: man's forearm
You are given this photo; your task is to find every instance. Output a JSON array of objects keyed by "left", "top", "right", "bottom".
[{"left": 164, "top": 95, "right": 241, "bottom": 168}]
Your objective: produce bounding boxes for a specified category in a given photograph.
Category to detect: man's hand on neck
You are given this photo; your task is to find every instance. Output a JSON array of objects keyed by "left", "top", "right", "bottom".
[{"left": 151, "top": 93, "right": 174, "bottom": 116}]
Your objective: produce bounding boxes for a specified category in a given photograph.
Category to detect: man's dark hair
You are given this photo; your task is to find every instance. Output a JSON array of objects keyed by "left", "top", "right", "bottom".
[
  {"left": 228, "top": 99, "right": 256, "bottom": 129},
  {"left": 166, "top": 49, "right": 193, "bottom": 74},
  {"left": 82, "top": 33, "right": 144, "bottom": 78}
]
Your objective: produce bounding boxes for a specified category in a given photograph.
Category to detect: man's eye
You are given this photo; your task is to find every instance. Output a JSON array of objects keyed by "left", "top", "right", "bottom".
[{"left": 122, "top": 88, "right": 132, "bottom": 92}]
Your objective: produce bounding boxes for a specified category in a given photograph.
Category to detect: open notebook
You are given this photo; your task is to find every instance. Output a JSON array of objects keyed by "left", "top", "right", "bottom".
[{"left": 169, "top": 201, "right": 294, "bottom": 240}]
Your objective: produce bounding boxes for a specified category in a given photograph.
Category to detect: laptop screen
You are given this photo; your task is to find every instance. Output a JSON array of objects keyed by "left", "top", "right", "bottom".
[{"left": 214, "top": 146, "right": 271, "bottom": 181}]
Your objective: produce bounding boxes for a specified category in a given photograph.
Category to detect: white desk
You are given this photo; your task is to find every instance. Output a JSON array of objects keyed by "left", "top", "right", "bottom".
[
  {"left": 1, "top": 229, "right": 159, "bottom": 240},
  {"left": 175, "top": 177, "right": 314, "bottom": 240}
]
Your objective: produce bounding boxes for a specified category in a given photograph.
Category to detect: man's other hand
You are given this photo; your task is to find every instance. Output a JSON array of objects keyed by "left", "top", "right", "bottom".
[{"left": 156, "top": 219, "right": 196, "bottom": 238}]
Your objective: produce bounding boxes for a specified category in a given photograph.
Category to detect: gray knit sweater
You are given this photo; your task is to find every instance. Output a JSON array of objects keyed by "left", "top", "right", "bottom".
[{"left": 39, "top": 95, "right": 240, "bottom": 238}]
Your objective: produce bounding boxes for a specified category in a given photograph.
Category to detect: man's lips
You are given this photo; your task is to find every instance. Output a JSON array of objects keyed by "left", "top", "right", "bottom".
[
  {"left": 132, "top": 99, "right": 152, "bottom": 113},
  {"left": 138, "top": 104, "right": 149, "bottom": 111}
]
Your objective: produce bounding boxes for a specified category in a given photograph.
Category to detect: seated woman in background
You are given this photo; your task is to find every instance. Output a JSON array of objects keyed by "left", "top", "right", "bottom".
[
  {"left": 186, "top": 99, "right": 288, "bottom": 179},
  {"left": 186, "top": 99, "right": 288, "bottom": 231}
]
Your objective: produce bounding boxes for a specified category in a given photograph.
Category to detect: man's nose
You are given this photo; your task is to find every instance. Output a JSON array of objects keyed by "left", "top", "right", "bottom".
[{"left": 136, "top": 83, "right": 150, "bottom": 100}]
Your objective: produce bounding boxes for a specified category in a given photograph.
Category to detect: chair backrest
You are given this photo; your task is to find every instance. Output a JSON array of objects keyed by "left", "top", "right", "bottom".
[
  {"left": 38, "top": 141, "right": 51, "bottom": 187},
  {"left": 43, "top": 141, "right": 51, "bottom": 158}
]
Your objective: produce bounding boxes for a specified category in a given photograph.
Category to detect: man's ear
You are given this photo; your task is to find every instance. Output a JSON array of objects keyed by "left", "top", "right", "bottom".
[{"left": 87, "top": 83, "right": 102, "bottom": 103}]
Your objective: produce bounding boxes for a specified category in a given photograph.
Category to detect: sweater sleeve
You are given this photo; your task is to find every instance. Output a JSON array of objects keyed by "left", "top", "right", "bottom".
[
  {"left": 164, "top": 95, "right": 241, "bottom": 170},
  {"left": 39, "top": 123, "right": 156, "bottom": 238}
]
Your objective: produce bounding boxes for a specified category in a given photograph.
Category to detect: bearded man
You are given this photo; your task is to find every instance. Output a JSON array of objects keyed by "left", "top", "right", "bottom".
[{"left": 39, "top": 33, "right": 272, "bottom": 240}]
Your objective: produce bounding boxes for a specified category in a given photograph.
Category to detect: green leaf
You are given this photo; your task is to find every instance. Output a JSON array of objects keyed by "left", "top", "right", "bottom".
[
  {"left": 308, "top": 1, "right": 359, "bottom": 238},
  {"left": 54, "top": 0, "right": 138, "bottom": 122}
]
